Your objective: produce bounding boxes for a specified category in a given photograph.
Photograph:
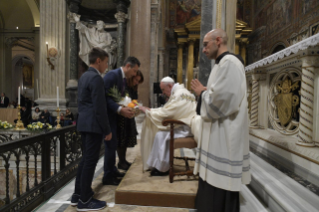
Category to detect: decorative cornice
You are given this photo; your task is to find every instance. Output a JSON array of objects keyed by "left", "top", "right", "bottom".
[{"left": 245, "top": 33, "right": 319, "bottom": 72}]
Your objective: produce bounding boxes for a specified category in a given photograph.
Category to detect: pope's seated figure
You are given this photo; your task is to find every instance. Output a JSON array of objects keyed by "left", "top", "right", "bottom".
[{"left": 139, "top": 76, "right": 199, "bottom": 176}]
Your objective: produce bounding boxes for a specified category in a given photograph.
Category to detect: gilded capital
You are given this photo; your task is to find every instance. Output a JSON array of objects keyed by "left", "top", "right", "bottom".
[
  {"left": 115, "top": 12, "right": 128, "bottom": 23},
  {"left": 187, "top": 38, "right": 196, "bottom": 43}
]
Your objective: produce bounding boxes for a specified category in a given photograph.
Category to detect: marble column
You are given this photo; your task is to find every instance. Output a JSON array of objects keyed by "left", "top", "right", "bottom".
[
  {"left": 67, "top": 13, "right": 78, "bottom": 88},
  {"left": 187, "top": 39, "right": 195, "bottom": 90},
  {"left": 158, "top": 47, "right": 164, "bottom": 81},
  {"left": 250, "top": 73, "right": 259, "bottom": 128},
  {"left": 115, "top": 11, "right": 128, "bottom": 67},
  {"left": 225, "top": 0, "right": 236, "bottom": 53},
  {"left": 297, "top": 56, "right": 318, "bottom": 147},
  {"left": 66, "top": 12, "right": 79, "bottom": 110},
  {"left": 149, "top": 1, "right": 160, "bottom": 107},
  {"left": 177, "top": 43, "right": 184, "bottom": 84},
  {"left": 129, "top": 0, "right": 151, "bottom": 107},
  {"left": 198, "top": 0, "right": 213, "bottom": 86},
  {"left": 36, "top": 0, "right": 67, "bottom": 114}
]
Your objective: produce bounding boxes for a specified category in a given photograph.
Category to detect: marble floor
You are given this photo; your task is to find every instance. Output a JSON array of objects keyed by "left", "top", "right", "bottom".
[{"left": 33, "top": 116, "right": 267, "bottom": 212}]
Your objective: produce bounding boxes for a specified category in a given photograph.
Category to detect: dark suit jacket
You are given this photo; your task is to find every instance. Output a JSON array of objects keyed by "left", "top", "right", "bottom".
[
  {"left": 77, "top": 67, "right": 111, "bottom": 135},
  {"left": 0, "top": 96, "right": 9, "bottom": 108},
  {"left": 103, "top": 68, "right": 125, "bottom": 140}
]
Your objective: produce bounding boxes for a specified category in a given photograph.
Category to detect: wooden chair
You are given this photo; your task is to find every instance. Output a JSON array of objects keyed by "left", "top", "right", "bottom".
[{"left": 162, "top": 119, "right": 197, "bottom": 183}]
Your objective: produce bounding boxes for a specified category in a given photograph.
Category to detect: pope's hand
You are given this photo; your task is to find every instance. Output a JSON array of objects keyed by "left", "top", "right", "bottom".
[
  {"left": 120, "top": 107, "right": 134, "bottom": 118},
  {"left": 191, "top": 79, "right": 207, "bottom": 96},
  {"left": 105, "top": 132, "right": 112, "bottom": 141},
  {"left": 139, "top": 106, "right": 150, "bottom": 113}
]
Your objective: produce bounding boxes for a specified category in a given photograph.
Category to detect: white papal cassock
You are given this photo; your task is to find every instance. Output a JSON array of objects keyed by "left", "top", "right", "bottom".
[
  {"left": 140, "top": 83, "right": 198, "bottom": 171},
  {"left": 193, "top": 54, "right": 251, "bottom": 192}
]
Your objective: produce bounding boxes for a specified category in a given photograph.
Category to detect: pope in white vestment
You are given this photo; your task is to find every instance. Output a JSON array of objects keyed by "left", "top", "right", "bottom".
[{"left": 140, "top": 77, "right": 198, "bottom": 172}]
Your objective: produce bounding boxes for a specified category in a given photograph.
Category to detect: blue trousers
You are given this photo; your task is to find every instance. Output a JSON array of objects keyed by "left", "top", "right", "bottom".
[
  {"left": 103, "top": 137, "right": 118, "bottom": 179},
  {"left": 74, "top": 132, "right": 102, "bottom": 202}
]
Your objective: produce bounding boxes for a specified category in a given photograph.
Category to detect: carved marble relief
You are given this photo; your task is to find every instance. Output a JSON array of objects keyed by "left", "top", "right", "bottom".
[{"left": 268, "top": 69, "right": 301, "bottom": 135}]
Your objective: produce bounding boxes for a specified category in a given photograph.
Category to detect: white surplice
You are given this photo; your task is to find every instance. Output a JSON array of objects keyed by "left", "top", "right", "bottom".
[
  {"left": 193, "top": 54, "right": 251, "bottom": 192},
  {"left": 140, "top": 83, "right": 198, "bottom": 171},
  {"left": 146, "top": 125, "right": 192, "bottom": 172}
]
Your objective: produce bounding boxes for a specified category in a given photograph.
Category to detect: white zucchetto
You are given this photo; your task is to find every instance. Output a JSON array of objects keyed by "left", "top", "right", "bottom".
[{"left": 160, "top": 76, "right": 175, "bottom": 83}]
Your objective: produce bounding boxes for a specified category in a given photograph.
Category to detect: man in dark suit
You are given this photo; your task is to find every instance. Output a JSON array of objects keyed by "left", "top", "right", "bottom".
[
  {"left": 71, "top": 47, "right": 112, "bottom": 211},
  {"left": 0, "top": 93, "right": 9, "bottom": 108},
  {"left": 102, "top": 56, "right": 140, "bottom": 185}
]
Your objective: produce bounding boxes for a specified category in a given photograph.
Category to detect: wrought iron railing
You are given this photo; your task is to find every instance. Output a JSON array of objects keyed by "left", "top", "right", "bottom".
[{"left": 0, "top": 126, "right": 103, "bottom": 212}]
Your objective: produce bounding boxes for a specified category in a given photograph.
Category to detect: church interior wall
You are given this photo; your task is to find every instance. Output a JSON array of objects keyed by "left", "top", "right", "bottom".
[{"left": 247, "top": 0, "right": 319, "bottom": 64}]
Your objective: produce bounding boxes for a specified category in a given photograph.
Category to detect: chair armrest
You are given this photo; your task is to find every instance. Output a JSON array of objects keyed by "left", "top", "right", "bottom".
[{"left": 162, "top": 119, "right": 187, "bottom": 126}]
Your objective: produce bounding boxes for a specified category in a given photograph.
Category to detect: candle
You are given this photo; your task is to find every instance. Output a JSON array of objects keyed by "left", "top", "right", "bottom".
[
  {"left": 18, "top": 86, "right": 20, "bottom": 105},
  {"left": 46, "top": 42, "right": 48, "bottom": 57},
  {"left": 57, "top": 86, "right": 59, "bottom": 108}
]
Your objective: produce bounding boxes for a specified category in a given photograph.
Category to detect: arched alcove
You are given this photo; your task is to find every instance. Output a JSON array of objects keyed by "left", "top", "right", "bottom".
[
  {"left": 12, "top": 55, "right": 35, "bottom": 103},
  {"left": 270, "top": 42, "right": 286, "bottom": 55}
]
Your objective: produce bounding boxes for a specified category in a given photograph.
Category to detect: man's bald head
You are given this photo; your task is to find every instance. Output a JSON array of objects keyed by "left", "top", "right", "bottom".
[
  {"left": 202, "top": 28, "right": 228, "bottom": 60},
  {"left": 207, "top": 29, "right": 228, "bottom": 45}
]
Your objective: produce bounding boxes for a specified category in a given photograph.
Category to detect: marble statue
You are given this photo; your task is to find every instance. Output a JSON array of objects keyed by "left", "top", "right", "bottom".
[{"left": 74, "top": 13, "right": 117, "bottom": 68}]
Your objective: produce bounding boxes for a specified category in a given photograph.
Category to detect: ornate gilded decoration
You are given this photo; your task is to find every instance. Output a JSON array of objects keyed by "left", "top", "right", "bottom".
[
  {"left": 274, "top": 78, "right": 299, "bottom": 126},
  {"left": 268, "top": 69, "right": 301, "bottom": 135}
]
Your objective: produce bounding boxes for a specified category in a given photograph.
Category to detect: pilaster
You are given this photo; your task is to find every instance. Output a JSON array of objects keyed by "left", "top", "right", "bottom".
[{"left": 37, "top": 0, "right": 67, "bottom": 114}]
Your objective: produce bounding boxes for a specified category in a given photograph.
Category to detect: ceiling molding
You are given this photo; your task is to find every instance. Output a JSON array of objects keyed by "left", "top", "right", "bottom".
[{"left": 26, "top": 0, "right": 40, "bottom": 27}]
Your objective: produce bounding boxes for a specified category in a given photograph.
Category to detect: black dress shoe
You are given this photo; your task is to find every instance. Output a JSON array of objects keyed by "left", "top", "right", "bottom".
[
  {"left": 102, "top": 177, "right": 121, "bottom": 186},
  {"left": 150, "top": 169, "right": 169, "bottom": 176},
  {"left": 117, "top": 163, "right": 129, "bottom": 171},
  {"left": 125, "top": 161, "right": 132, "bottom": 167},
  {"left": 113, "top": 169, "right": 125, "bottom": 178}
]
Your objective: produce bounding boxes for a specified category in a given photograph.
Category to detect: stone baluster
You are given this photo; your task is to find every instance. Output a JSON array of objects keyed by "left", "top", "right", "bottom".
[{"left": 297, "top": 56, "right": 318, "bottom": 147}]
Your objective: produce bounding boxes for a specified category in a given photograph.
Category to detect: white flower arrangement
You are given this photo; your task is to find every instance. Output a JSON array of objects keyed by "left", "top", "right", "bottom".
[
  {"left": 0, "top": 120, "right": 13, "bottom": 129},
  {"left": 27, "top": 122, "right": 52, "bottom": 131}
]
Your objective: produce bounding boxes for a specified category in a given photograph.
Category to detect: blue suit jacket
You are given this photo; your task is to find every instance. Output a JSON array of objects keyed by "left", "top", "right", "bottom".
[
  {"left": 77, "top": 67, "right": 111, "bottom": 135},
  {"left": 103, "top": 68, "right": 124, "bottom": 140}
]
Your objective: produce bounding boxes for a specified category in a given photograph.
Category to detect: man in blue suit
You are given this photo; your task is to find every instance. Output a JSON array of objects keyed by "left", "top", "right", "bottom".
[
  {"left": 102, "top": 57, "right": 140, "bottom": 185},
  {"left": 71, "top": 47, "right": 112, "bottom": 211}
]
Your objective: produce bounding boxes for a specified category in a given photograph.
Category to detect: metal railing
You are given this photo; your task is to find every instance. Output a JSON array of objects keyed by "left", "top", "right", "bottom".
[{"left": 0, "top": 126, "right": 103, "bottom": 212}]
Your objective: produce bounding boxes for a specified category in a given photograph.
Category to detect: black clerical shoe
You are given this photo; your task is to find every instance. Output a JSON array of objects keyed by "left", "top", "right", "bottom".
[
  {"left": 117, "top": 162, "right": 130, "bottom": 171},
  {"left": 150, "top": 169, "right": 169, "bottom": 176},
  {"left": 102, "top": 177, "right": 121, "bottom": 186},
  {"left": 125, "top": 161, "right": 132, "bottom": 167},
  {"left": 113, "top": 169, "right": 125, "bottom": 178}
]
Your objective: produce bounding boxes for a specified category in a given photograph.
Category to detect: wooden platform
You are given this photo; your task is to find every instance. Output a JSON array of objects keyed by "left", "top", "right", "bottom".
[{"left": 115, "top": 155, "right": 198, "bottom": 209}]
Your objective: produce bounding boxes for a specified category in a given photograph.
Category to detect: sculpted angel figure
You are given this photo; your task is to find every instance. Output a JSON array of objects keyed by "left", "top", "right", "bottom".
[{"left": 73, "top": 13, "right": 117, "bottom": 69}]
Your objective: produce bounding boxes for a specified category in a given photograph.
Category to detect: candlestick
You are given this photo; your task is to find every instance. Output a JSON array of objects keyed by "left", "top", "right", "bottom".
[
  {"left": 18, "top": 86, "right": 20, "bottom": 105},
  {"left": 57, "top": 86, "right": 59, "bottom": 107},
  {"left": 56, "top": 107, "right": 61, "bottom": 129},
  {"left": 15, "top": 104, "right": 25, "bottom": 130}
]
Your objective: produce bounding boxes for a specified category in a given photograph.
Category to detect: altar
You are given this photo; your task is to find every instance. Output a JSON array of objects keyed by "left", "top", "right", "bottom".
[{"left": 245, "top": 33, "right": 319, "bottom": 189}]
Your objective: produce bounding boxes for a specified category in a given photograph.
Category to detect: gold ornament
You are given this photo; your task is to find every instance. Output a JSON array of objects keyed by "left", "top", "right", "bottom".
[{"left": 274, "top": 78, "right": 299, "bottom": 126}]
